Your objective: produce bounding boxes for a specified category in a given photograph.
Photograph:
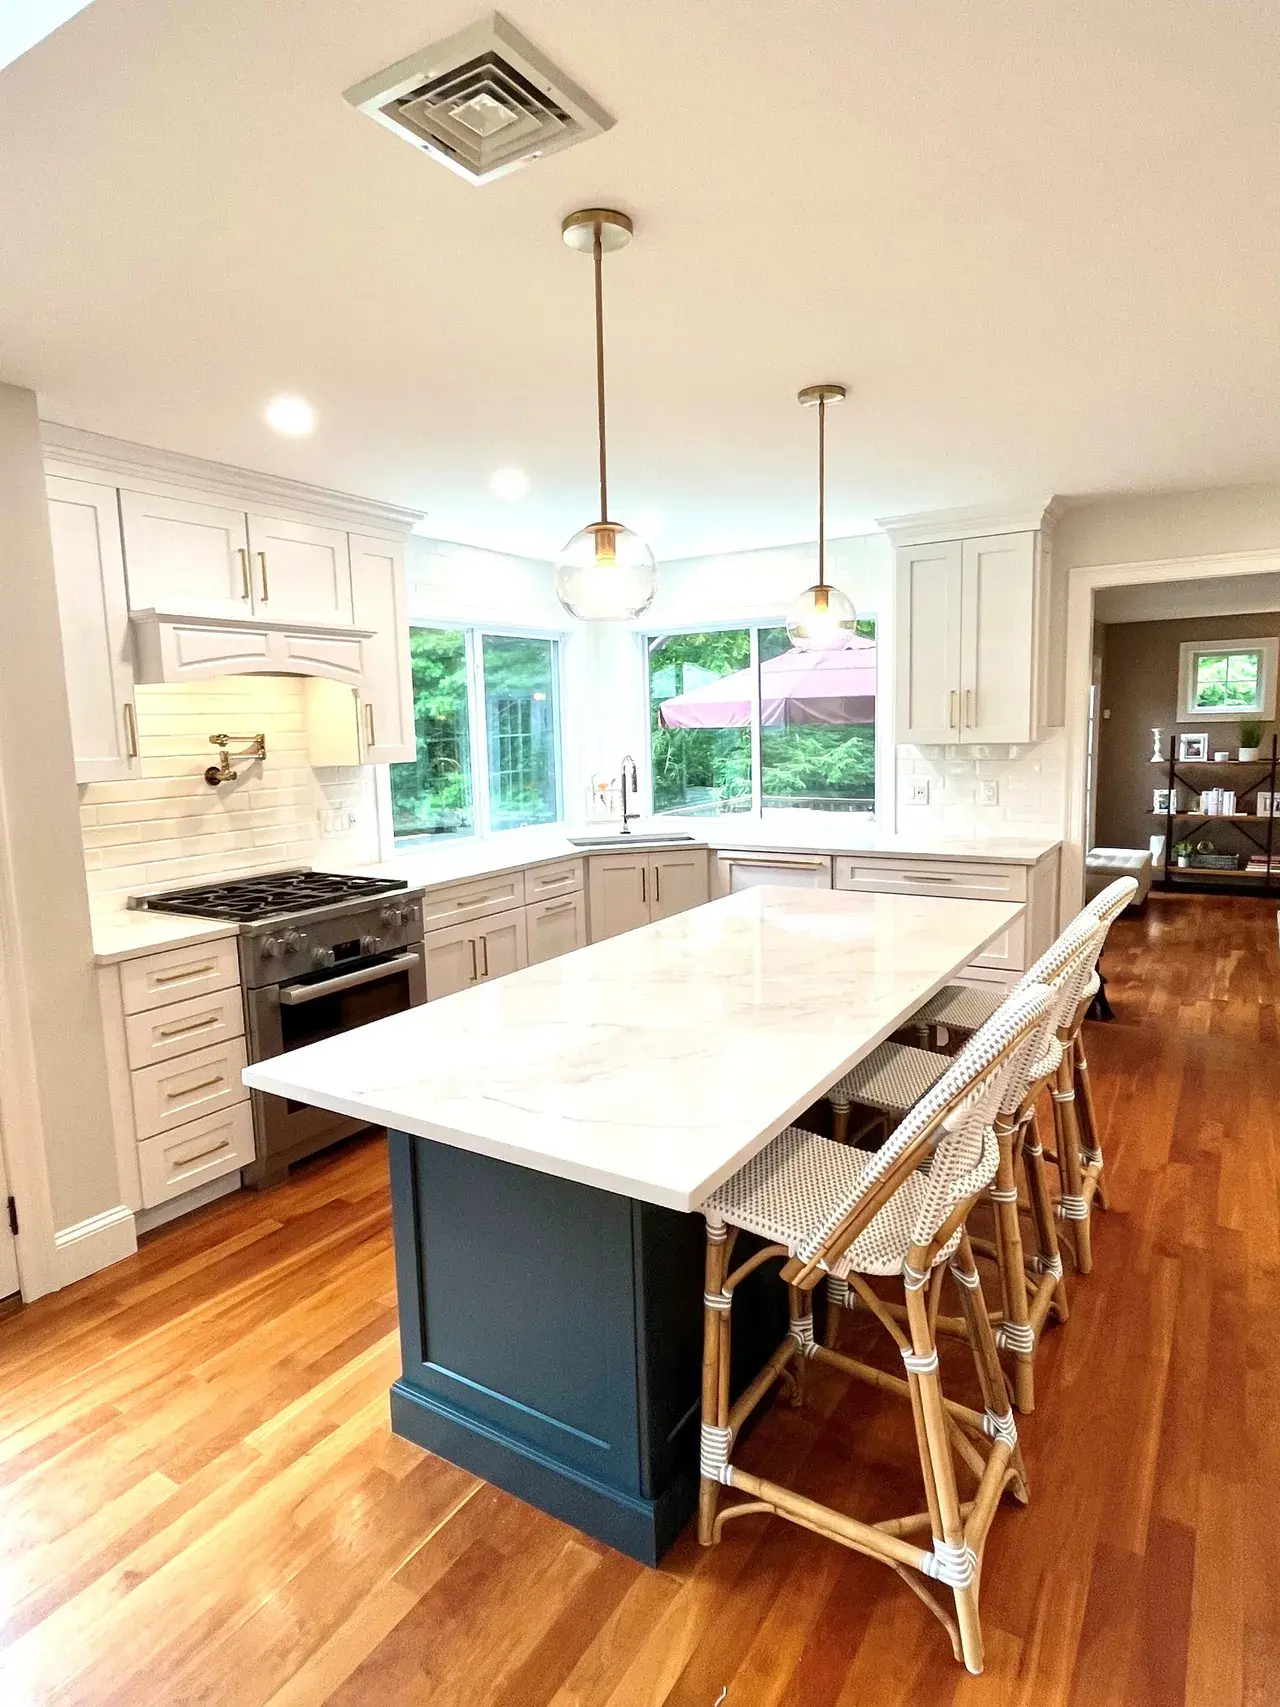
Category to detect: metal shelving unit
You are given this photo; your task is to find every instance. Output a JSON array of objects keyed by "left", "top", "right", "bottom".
[{"left": 1155, "top": 733, "right": 1279, "bottom": 894}]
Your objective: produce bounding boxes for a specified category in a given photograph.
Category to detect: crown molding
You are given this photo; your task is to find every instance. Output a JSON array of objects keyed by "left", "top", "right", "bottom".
[
  {"left": 877, "top": 497, "right": 1063, "bottom": 548},
  {"left": 40, "top": 423, "right": 425, "bottom": 538}
]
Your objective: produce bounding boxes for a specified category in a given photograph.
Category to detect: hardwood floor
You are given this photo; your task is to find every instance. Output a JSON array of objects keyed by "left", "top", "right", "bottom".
[{"left": 0, "top": 890, "right": 1274, "bottom": 1705}]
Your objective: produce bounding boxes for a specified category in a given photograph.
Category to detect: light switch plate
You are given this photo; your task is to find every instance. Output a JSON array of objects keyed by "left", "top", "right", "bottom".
[
  {"left": 907, "top": 780, "right": 929, "bottom": 805},
  {"left": 979, "top": 780, "right": 1000, "bottom": 807},
  {"left": 320, "top": 807, "right": 358, "bottom": 836}
]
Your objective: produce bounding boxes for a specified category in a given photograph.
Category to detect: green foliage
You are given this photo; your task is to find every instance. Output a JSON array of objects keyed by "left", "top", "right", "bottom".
[
  {"left": 1193, "top": 650, "right": 1260, "bottom": 710},
  {"left": 1239, "top": 720, "right": 1265, "bottom": 749}
]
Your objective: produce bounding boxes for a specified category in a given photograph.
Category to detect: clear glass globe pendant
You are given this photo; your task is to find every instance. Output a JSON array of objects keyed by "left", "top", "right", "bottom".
[
  {"left": 786, "top": 382, "right": 856, "bottom": 651},
  {"left": 554, "top": 209, "right": 658, "bottom": 623}
]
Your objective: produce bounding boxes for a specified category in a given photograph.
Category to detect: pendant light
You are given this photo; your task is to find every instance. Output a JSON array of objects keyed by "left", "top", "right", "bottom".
[
  {"left": 786, "top": 382, "right": 857, "bottom": 651},
  {"left": 554, "top": 208, "right": 658, "bottom": 622}
]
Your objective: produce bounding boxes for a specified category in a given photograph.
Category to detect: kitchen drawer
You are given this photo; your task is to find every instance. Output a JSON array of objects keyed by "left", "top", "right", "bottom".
[
  {"left": 419, "top": 870, "right": 525, "bottom": 930},
  {"left": 136, "top": 1102, "right": 255, "bottom": 1209},
  {"left": 832, "top": 856, "right": 1027, "bottom": 904},
  {"left": 125, "top": 984, "right": 244, "bottom": 1070},
  {"left": 120, "top": 936, "right": 241, "bottom": 1014},
  {"left": 131, "top": 1035, "right": 248, "bottom": 1139},
  {"left": 526, "top": 892, "right": 587, "bottom": 964},
  {"left": 523, "top": 858, "right": 584, "bottom": 902}
]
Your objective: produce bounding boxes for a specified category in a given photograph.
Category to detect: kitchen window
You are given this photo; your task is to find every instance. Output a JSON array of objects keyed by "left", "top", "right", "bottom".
[
  {"left": 646, "top": 619, "right": 878, "bottom": 819},
  {"left": 390, "top": 627, "right": 563, "bottom": 841},
  {"left": 1178, "top": 636, "right": 1277, "bottom": 721}
]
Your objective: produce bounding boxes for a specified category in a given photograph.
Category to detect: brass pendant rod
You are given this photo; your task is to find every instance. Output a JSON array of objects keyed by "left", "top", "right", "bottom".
[
  {"left": 817, "top": 395, "right": 826, "bottom": 588},
  {"left": 594, "top": 225, "right": 609, "bottom": 525}
]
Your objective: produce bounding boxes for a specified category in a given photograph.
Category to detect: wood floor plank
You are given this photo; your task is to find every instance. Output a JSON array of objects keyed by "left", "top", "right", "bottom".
[{"left": 0, "top": 892, "right": 1270, "bottom": 1704}]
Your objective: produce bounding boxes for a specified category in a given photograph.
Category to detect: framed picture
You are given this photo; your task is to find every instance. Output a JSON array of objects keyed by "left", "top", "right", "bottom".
[
  {"left": 1177, "top": 732, "right": 1209, "bottom": 761},
  {"left": 1153, "top": 788, "right": 1173, "bottom": 813}
]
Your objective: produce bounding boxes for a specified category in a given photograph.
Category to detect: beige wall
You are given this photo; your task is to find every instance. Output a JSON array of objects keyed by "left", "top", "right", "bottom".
[
  {"left": 1057, "top": 481, "right": 1280, "bottom": 570},
  {"left": 1096, "top": 610, "right": 1280, "bottom": 852},
  {"left": 0, "top": 383, "right": 123, "bottom": 1252}
]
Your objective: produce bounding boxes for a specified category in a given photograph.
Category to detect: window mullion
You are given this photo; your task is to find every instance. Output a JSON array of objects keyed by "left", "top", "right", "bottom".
[
  {"left": 749, "top": 625, "right": 762, "bottom": 817},
  {"left": 468, "top": 629, "right": 491, "bottom": 838}
]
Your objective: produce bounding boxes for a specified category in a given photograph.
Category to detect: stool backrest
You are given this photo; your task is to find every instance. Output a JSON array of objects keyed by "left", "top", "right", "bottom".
[
  {"left": 1002, "top": 912, "right": 1105, "bottom": 1111},
  {"left": 797, "top": 983, "right": 1052, "bottom": 1274},
  {"left": 1083, "top": 874, "right": 1140, "bottom": 931}
]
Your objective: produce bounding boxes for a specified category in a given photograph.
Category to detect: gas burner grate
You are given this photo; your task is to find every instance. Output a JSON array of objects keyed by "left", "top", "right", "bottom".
[{"left": 133, "top": 869, "right": 409, "bottom": 922}]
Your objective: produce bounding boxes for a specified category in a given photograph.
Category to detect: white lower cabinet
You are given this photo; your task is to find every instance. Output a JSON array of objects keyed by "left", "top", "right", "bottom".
[
  {"left": 423, "top": 911, "right": 530, "bottom": 999},
  {"left": 588, "top": 849, "right": 710, "bottom": 942},
  {"left": 98, "top": 936, "right": 251, "bottom": 1212},
  {"left": 526, "top": 893, "right": 587, "bottom": 964}
]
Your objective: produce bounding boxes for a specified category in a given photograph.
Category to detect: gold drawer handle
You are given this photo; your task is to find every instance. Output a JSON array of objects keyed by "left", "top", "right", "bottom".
[
  {"left": 156, "top": 1015, "right": 218, "bottom": 1039},
  {"left": 540, "top": 900, "right": 576, "bottom": 915},
  {"left": 172, "top": 1138, "right": 232, "bottom": 1167},
  {"left": 123, "top": 701, "right": 139, "bottom": 759},
  {"left": 237, "top": 547, "right": 250, "bottom": 601},
  {"left": 153, "top": 963, "right": 217, "bottom": 984},
  {"left": 257, "top": 551, "right": 269, "bottom": 600},
  {"left": 166, "top": 1074, "right": 224, "bottom": 1099}
]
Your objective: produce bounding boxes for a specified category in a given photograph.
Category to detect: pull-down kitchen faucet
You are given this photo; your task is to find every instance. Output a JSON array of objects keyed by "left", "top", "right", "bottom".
[{"left": 619, "top": 755, "right": 640, "bottom": 834}]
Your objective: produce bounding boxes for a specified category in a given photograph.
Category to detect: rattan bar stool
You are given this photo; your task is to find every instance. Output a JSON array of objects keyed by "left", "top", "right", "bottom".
[
  {"left": 825, "top": 913, "right": 1103, "bottom": 1411},
  {"left": 696, "top": 984, "right": 1052, "bottom": 1675}
]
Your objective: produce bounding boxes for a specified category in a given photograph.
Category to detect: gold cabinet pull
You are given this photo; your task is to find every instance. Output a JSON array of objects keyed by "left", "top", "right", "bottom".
[
  {"left": 173, "top": 1137, "right": 232, "bottom": 1167},
  {"left": 166, "top": 1074, "right": 223, "bottom": 1099},
  {"left": 965, "top": 688, "right": 974, "bottom": 729},
  {"left": 156, "top": 1014, "right": 218, "bottom": 1039},
  {"left": 123, "top": 701, "right": 139, "bottom": 759},
  {"left": 468, "top": 938, "right": 478, "bottom": 982},
  {"left": 479, "top": 934, "right": 489, "bottom": 978},
  {"left": 364, "top": 701, "right": 376, "bottom": 748},
  {"left": 257, "top": 551, "right": 269, "bottom": 600},
  {"left": 948, "top": 690, "right": 957, "bottom": 730},
  {"left": 153, "top": 962, "right": 216, "bottom": 984},
  {"left": 237, "top": 548, "right": 250, "bottom": 601},
  {"left": 654, "top": 864, "right": 661, "bottom": 905},
  {"left": 640, "top": 867, "right": 647, "bottom": 904}
]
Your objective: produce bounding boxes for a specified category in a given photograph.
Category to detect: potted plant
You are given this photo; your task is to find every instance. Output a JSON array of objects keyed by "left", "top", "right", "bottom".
[
  {"left": 1239, "top": 720, "right": 1264, "bottom": 761},
  {"left": 1172, "top": 840, "right": 1192, "bottom": 868}
]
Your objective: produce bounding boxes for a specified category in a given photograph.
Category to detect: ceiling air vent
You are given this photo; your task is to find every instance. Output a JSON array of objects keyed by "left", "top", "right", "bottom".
[{"left": 344, "top": 13, "right": 613, "bottom": 186}]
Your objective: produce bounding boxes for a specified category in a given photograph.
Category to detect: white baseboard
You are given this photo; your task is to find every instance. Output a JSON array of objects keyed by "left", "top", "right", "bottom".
[
  {"left": 51, "top": 1203, "right": 137, "bottom": 1289},
  {"left": 134, "top": 1171, "right": 241, "bottom": 1236}
]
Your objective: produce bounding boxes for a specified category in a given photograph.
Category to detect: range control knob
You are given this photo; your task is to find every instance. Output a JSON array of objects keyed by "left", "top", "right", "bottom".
[
  {"left": 283, "top": 929, "right": 306, "bottom": 954},
  {"left": 360, "top": 934, "right": 381, "bottom": 956},
  {"left": 260, "top": 936, "right": 282, "bottom": 959},
  {"left": 379, "top": 904, "right": 399, "bottom": 927},
  {"left": 312, "top": 945, "right": 336, "bottom": 970}
]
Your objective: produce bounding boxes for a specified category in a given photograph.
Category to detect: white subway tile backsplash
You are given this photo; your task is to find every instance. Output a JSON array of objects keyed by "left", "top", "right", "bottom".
[
  {"left": 895, "top": 730, "right": 1066, "bottom": 840},
  {"left": 81, "top": 678, "right": 380, "bottom": 903}
]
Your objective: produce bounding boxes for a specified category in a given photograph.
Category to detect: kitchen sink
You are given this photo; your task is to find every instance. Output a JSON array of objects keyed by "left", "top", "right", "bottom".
[{"left": 566, "top": 831, "right": 699, "bottom": 848}]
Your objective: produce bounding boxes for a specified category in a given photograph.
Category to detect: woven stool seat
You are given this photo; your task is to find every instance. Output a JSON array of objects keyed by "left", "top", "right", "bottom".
[
  {"left": 829, "top": 1042, "right": 948, "bottom": 1116},
  {"left": 912, "top": 982, "right": 1003, "bottom": 1038},
  {"left": 703, "top": 1123, "right": 993, "bottom": 1276}
]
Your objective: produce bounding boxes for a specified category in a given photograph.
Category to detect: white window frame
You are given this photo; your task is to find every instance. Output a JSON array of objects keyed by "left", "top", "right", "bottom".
[
  {"left": 1177, "top": 635, "right": 1278, "bottom": 722},
  {"left": 379, "top": 621, "right": 567, "bottom": 849},
  {"left": 642, "top": 616, "right": 883, "bottom": 821}
]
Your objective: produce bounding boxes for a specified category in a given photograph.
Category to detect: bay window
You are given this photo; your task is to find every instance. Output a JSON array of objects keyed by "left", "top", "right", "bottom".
[{"left": 391, "top": 627, "right": 563, "bottom": 841}]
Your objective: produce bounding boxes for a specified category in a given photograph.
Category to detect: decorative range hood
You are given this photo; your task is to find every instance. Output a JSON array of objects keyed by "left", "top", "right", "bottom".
[{"left": 130, "top": 609, "right": 375, "bottom": 687}]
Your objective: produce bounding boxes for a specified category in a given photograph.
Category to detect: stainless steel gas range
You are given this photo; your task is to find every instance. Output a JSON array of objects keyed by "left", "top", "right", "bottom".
[{"left": 130, "top": 869, "right": 426, "bottom": 1187}]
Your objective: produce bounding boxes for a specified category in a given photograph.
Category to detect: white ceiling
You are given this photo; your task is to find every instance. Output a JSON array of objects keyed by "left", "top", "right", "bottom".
[{"left": 3, "top": 1, "right": 1280, "bottom": 560}]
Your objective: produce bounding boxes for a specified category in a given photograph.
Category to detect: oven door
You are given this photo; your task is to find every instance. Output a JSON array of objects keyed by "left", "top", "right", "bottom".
[{"left": 246, "top": 946, "right": 427, "bottom": 1174}]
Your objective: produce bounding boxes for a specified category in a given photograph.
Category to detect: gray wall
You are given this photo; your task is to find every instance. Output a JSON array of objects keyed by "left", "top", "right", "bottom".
[{"left": 1096, "top": 609, "right": 1280, "bottom": 853}]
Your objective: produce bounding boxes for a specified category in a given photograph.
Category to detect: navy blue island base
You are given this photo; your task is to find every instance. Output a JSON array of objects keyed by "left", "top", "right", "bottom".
[{"left": 387, "top": 1128, "right": 790, "bottom": 1565}]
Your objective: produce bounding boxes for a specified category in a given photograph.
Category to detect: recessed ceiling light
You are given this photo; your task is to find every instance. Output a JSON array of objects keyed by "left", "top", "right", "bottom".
[
  {"left": 490, "top": 466, "right": 531, "bottom": 501},
  {"left": 265, "top": 395, "right": 316, "bottom": 436}
]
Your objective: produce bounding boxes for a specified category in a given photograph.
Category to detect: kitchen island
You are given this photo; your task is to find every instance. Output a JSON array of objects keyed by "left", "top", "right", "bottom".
[{"left": 243, "top": 886, "right": 1023, "bottom": 1562}]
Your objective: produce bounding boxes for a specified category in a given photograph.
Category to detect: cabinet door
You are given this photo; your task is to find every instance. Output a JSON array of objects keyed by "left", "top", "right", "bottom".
[
  {"left": 894, "top": 541, "right": 963, "bottom": 743},
  {"left": 349, "top": 534, "right": 415, "bottom": 761},
  {"left": 648, "top": 849, "right": 709, "bottom": 921},
  {"left": 477, "top": 912, "right": 528, "bottom": 982},
  {"left": 119, "top": 490, "right": 251, "bottom": 617},
  {"left": 47, "top": 477, "right": 139, "bottom": 782},
  {"left": 246, "top": 514, "right": 353, "bottom": 626},
  {"left": 423, "top": 919, "right": 481, "bottom": 1000},
  {"left": 526, "top": 894, "right": 586, "bottom": 965},
  {"left": 587, "top": 852, "right": 651, "bottom": 942},
  {"left": 959, "top": 533, "right": 1036, "bottom": 744}
]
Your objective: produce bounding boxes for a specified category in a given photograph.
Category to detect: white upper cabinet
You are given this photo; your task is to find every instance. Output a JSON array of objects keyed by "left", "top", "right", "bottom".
[
  {"left": 894, "top": 540, "right": 963, "bottom": 744},
  {"left": 349, "top": 534, "right": 415, "bottom": 762},
  {"left": 245, "top": 514, "right": 352, "bottom": 626},
  {"left": 47, "top": 476, "right": 139, "bottom": 782},
  {"left": 892, "top": 509, "right": 1059, "bottom": 746},
  {"left": 959, "top": 533, "right": 1036, "bottom": 743},
  {"left": 119, "top": 490, "right": 251, "bottom": 618}
]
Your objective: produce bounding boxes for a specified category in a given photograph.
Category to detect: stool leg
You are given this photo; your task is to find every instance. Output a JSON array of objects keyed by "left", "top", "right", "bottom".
[
  {"left": 830, "top": 1101, "right": 851, "bottom": 1145},
  {"left": 698, "top": 1224, "right": 730, "bottom": 1545},
  {"left": 1022, "top": 1106, "right": 1069, "bottom": 1326},
  {"left": 1053, "top": 1045, "right": 1093, "bottom": 1275},
  {"left": 989, "top": 1120, "right": 1036, "bottom": 1413},
  {"left": 1074, "top": 1041, "right": 1110, "bottom": 1211}
]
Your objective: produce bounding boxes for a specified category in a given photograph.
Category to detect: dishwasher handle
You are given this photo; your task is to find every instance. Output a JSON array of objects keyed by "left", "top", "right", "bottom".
[{"left": 277, "top": 951, "right": 421, "bottom": 1005}]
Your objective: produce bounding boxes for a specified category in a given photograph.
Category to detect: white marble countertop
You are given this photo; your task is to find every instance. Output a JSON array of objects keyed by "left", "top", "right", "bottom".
[
  {"left": 91, "top": 909, "right": 239, "bottom": 965},
  {"left": 242, "top": 886, "right": 1024, "bottom": 1212},
  {"left": 354, "top": 816, "right": 1061, "bottom": 895}
]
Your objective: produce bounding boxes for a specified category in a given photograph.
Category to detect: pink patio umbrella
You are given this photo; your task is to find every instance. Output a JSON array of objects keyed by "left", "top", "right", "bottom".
[{"left": 657, "top": 637, "right": 876, "bottom": 730}]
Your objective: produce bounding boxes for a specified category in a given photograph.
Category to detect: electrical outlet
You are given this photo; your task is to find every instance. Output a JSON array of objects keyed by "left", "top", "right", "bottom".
[
  {"left": 320, "top": 808, "right": 358, "bottom": 836},
  {"left": 979, "top": 780, "right": 999, "bottom": 807},
  {"left": 907, "top": 780, "right": 929, "bottom": 805}
]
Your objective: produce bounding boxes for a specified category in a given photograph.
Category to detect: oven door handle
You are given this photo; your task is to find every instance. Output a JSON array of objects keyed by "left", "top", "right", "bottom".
[{"left": 277, "top": 951, "right": 422, "bottom": 1005}]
